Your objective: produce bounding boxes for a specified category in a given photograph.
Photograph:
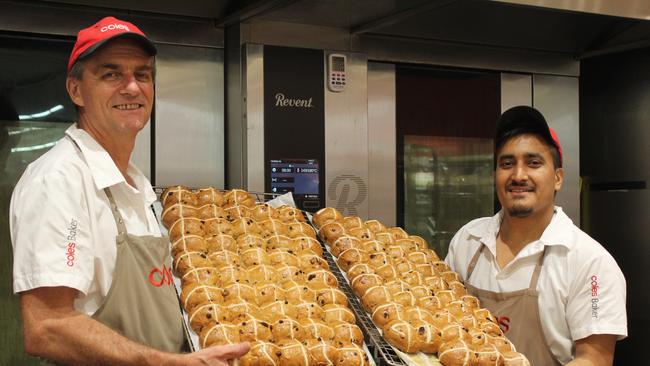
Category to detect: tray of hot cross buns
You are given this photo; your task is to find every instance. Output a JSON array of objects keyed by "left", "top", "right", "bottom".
[
  {"left": 310, "top": 207, "right": 531, "bottom": 366},
  {"left": 156, "top": 186, "right": 374, "bottom": 366}
]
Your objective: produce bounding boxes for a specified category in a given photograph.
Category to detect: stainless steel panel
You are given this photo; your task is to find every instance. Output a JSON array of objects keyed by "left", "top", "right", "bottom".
[
  {"left": 495, "top": 0, "right": 650, "bottom": 21},
  {"left": 226, "top": 25, "right": 245, "bottom": 189},
  {"left": 245, "top": 44, "right": 265, "bottom": 193},
  {"left": 501, "top": 73, "right": 532, "bottom": 110},
  {"left": 155, "top": 44, "right": 225, "bottom": 188},
  {"left": 533, "top": 75, "right": 580, "bottom": 224},
  {"left": 360, "top": 35, "right": 580, "bottom": 77},
  {"left": 0, "top": 1, "right": 224, "bottom": 48},
  {"left": 367, "top": 62, "right": 396, "bottom": 226},
  {"left": 324, "top": 52, "right": 369, "bottom": 219}
]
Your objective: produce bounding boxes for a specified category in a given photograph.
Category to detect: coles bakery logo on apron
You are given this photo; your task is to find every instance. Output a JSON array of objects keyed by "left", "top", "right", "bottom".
[
  {"left": 65, "top": 219, "right": 79, "bottom": 267},
  {"left": 148, "top": 264, "right": 174, "bottom": 287}
]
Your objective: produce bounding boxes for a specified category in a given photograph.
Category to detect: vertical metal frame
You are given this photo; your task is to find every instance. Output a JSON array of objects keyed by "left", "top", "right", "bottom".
[
  {"left": 534, "top": 75, "right": 580, "bottom": 224},
  {"left": 368, "top": 62, "right": 397, "bottom": 226},
  {"left": 245, "top": 44, "right": 265, "bottom": 193},
  {"left": 324, "top": 51, "right": 370, "bottom": 218}
]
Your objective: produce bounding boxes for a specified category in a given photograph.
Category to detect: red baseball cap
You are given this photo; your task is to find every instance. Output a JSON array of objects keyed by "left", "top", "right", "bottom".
[{"left": 67, "top": 16, "right": 156, "bottom": 73}]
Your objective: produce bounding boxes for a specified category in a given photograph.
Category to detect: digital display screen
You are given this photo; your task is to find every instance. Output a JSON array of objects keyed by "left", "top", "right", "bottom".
[
  {"left": 331, "top": 56, "right": 345, "bottom": 72},
  {"left": 270, "top": 159, "right": 319, "bottom": 200}
]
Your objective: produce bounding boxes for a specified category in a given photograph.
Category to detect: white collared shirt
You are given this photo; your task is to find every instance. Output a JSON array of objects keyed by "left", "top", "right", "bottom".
[
  {"left": 445, "top": 207, "right": 627, "bottom": 364},
  {"left": 11, "top": 124, "right": 162, "bottom": 315}
]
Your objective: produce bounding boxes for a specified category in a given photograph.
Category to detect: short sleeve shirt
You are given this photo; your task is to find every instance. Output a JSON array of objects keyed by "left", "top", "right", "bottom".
[
  {"left": 444, "top": 207, "right": 627, "bottom": 364},
  {"left": 11, "top": 124, "right": 162, "bottom": 316}
]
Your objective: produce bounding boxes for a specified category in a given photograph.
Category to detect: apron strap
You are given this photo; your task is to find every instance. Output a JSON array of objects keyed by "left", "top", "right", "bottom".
[
  {"left": 528, "top": 245, "right": 548, "bottom": 290},
  {"left": 466, "top": 244, "right": 484, "bottom": 281},
  {"left": 103, "top": 187, "right": 128, "bottom": 236}
]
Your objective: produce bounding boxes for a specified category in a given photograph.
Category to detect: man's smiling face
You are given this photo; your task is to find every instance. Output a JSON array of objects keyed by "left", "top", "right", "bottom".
[
  {"left": 495, "top": 134, "right": 563, "bottom": 219},
  {"left": 68, "top": 38, "right": 154, "bottom": 136}
]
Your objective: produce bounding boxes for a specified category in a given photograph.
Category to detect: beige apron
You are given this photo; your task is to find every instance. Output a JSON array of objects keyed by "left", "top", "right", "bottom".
[
  {"left": 466, "top": 245, "right": 561, "bottom": 366},
  {"left": 92, "top": 187, "right": 186, "bottom": 352}
]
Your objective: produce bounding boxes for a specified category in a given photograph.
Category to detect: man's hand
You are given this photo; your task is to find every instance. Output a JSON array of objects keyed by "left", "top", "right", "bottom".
[{"left": 179, "top": 343, "right": 251, "bottom": 366}]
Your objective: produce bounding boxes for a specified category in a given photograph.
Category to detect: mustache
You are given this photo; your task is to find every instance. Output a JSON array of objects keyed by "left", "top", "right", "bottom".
[{"left": 507, "top": 181, "right": 535, "bottom": 190}]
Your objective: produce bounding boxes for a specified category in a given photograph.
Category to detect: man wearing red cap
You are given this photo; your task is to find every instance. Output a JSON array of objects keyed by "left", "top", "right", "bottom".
[
  {"left": 445, "top": 106, "right": 627, "bottom": 365},
  {"left": 10, "top": 17, "right": 249, "bottom": 365}
]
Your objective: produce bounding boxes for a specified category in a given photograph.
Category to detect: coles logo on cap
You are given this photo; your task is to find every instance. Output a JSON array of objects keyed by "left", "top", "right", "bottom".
[{"left": 67, "top": 16, "right": 154, "bottom": 73}]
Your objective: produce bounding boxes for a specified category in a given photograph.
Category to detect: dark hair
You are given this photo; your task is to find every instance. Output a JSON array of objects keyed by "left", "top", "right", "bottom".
[{"left": 495, "top": 106, "right": 562, "bottom": 168}]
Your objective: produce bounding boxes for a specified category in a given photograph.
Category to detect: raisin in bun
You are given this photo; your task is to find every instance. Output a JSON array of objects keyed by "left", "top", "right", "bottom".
[
  {"left": 240, "top": 247, "right": 269, "bottom": 267},
  {"left": 162, "top": 203, "right": 197, "bottom": 228},
  {"left": 278, "top": 205, "right": 306, "bottom": 223},
  {"left": 286, "top": 221, "right": 317, "bottom": 239},
  {"left": 267, "top": 250, "right": 300, "bottom": 267},
  {"left": 360, "top": 239, "right": 385, "bottom": 253},
  {"left": 247, "top": 264, "right": 277, "bottom": 284},
  {"left": 237, "top": 233, "right": 267, "bottom": 250},
  {"left": 336, "top": 248, "right": 369, "bottom": 272},
  {"left": 382, "top": 319, "right": 421, "bottom": 353},
  {"left": 364, "top": 219, "right": 386, "bottom": 233},
  {"left": 322, "top": 304, "right": 356, "bottom": 324},
  {"left": 256, "top": 281, "right": 286, "bottom": 305},
  {"left": 277, "top": 339, "right": 310, "bottom": 366},
  {"left": 173, "top": 251, "right": 211, "bottom": 276},
  {"left": 348, "top": 227, "right": 374, "bottom": 241},
  {"left": 168, "top": 218, "right": 204, "bottom": 242},
  {"left": 346, "top": 263, "right": 375, "bottom": 281},
  {"left": 199, "top": 323, "right": 239, "bottom": 348},
  {"left": 207, "top": 249, "right": 240, "bottom": 268},
  {"left": 374, "top": 231, "right": 395, "bottom": 245},
  {"left": 330, "top": 320, "right": 364, "bottom": 346},
  {"left": 180, "top": 283, "right": 224, "bottom": 313},
  {"left": 330, "top": 236, "right": 361, "bottom": 257},
  {"left": 371, "top": 302, "right": 405, "bottom": 327},
  {"left": 250, "top": 203, "right": 279, "bottom": 222},
  {"left": 472, "top": 344, "right": 504, "bottom": 366},
  {"left": 203, "top": 217, "right": 232, "bottom": 237},
  {"left": 374, "top": 264, "right": 399, "bottom": 281},
  {"left": 196, "top": 203, "right": 228, "bottom": 220},
  {"left": 292, "top": 236, "right": 323, "bottom": 256},
  {"left": 312, "top": 207, "right": 343, "bottom": 229},
  {"left": 438, "top": 339, "right": 472, "bottom": 366},
  {"left": 237, "top": 317, "right": 273, "bottom": 342},
  {"left": 188, "top": 302, "right": 230, "bottom": 334},
  {"left": 224, "top": 188, "right": 256, "bottom": 207},
  {"left": 275, "top": 265, "right": 303, "bottom": 283},
  {"left": 294, "top": 301, "right": 325, "bottom": 320},
  {"left": 335, "top": 343, "right": 370, "bottom": 366},
  {"left": 300, "top": 318, "right": 335, "bottom": 342},
  {"left": 171, "top": 235, "right": 207, "bottom": 257},
  {"left": 224, "top": 204, "right": 249, "bottom": 221},
  {"left": 351, "top": 273, "right": 384, "bottom": 297},
  {"left": 361, "top": 285, "right": 392, "bottom": 312},
  {"left": 272, "top": 318, "right": 307, "bottom": 342},
  {"left": 224, "top": 300, "right": 261, "bottom": 322},
  {"left": 239, "top": 341, "right": 281, "bottom": 366},
  {"left": 341, "top": 216, "right": 365, "bottom": 230},
  {"left": 304, "top": 269, "right": 338, "bottom": 288},
  {"left": 298, "top": 252, "right": 329, "bottom": 271},
  {"left": 319, "top": 221, "right": 346, "bottom": 244},
  {"left": 315, "top": 287, "right": 348, "bottom": 307},
  {"left": 410, "top": 319, "right": 443, "bottom": 353},
  {"left": 181, "top": 266, "right": 220, "bottom": 286},
  {"left": 260, "top": 219, "right": 289, "bottom": 237},
  {"left": 196, "top": 187, "right": 225, "bottom": 206},
  {"left": 221, "top": 282, "right": 256, "bottom": 303},
  {"left": 305, "top": 339, "right": 338, "bottom": 366},
  {"left": 230, "top": 217, "right": 262, "bottom": 238},
  {"left": 387, "top": 226, "right": 409, "bottom": 240},
  {"left": 217, "top": 265, "right": 249, "bottom": 285},
  {"left": 262, "top": 300, "right": 298, "bottom": 320},
  {"left": 204, "top": 234, "right": 237, "bottom": 253},
  {"left": 162, "top": 186, "right": 197, "bottom": 208}
]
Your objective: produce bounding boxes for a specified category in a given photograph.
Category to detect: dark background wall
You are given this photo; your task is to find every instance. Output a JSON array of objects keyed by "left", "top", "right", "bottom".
[{"left": 580, "top": 47, "right": 650, "bottom": 365}]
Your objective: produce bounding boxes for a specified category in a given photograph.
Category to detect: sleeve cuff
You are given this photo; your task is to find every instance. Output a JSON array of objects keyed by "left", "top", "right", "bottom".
[
  {"left": 13, "top": 272, "right": 92, "bottom": 296},
  {"left": 571, "top": 324, "right": 628, "bottom": 341}
]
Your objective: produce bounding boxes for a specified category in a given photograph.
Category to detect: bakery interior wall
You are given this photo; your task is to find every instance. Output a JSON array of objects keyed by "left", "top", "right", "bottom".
[{"left": 2, "top": 0, "right": 650, "bottom": 364}]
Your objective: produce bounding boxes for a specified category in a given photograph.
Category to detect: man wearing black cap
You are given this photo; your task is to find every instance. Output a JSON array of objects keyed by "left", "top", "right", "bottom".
[
  {"left": 445, "top": 106, "right": 627, "bottom": 365},
  {"left": 10, "top": 17, "right": 249, "bottom": 365}
]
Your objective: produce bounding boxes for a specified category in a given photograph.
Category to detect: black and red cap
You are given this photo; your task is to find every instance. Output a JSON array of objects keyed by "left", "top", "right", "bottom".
[{"left": 495, "top": 105, "right": 563, "bottom": 167}]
